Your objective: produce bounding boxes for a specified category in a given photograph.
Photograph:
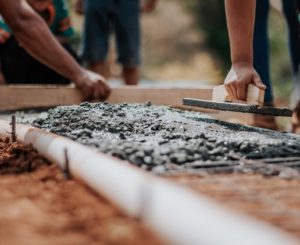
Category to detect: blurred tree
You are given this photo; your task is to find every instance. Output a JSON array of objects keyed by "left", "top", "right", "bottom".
[{"left": 185, "top": 0, "right": 231, "bottom": 73}]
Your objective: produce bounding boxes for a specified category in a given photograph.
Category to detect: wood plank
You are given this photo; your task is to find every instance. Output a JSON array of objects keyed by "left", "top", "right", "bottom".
[
  {"left": 0, "top": 85, "right": 83, "bottom": 110},
  {"left": 106, "top": 86, "right": 213, "bottom": 107},
  {"left": 0, "top": 85, "right": 213, "bottom": 110}
]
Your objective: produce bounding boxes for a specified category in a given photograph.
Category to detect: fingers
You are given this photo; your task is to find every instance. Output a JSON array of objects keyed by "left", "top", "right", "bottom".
[
  {"left": 76, "top": 70, "right": 111, "bottom": 101},
  {"left": 91, "top": 82, "right": 111, "bottom": 101},
  {"left": 82, "top": 86, "right": 93, "bottom": 101},
  {"left": 253, "top": 75, "right": 266, "bottom": 90},
  {"left": 226, "top": 83, "right": 237, "bottom": 100},
  {"left": 236, "top": 82, "right": 247, "bottom": 101},
  {"left": 230, "top": 82, "right": 238, "bottom": 99},
  {"left": 92, "top": 84, "right": 102, "bottom": 100},
  {"left": 102, "top": 83, "right": 111, "bottom": 100}
]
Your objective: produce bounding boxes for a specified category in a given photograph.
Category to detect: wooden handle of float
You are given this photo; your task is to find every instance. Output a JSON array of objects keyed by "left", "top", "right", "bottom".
[{"left": 212, "top": 84, "right": 265, "bottom": 106}]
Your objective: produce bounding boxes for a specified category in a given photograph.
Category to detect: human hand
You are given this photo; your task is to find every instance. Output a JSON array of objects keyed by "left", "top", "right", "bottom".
[
  {"left": 0, "top": 29, "right": 10, "bottom": 43},
  {"left": 75, "top": 69, "right": 111, "bottom": 101},
  {"left": 224, "top": 63, "right": 266, "bottom": 101},
  {"left": 142, "top": 0, "right": 158, "bottom": 13},
  {"left": 75, "top": 0, "right": 84, "bottom": 15}
]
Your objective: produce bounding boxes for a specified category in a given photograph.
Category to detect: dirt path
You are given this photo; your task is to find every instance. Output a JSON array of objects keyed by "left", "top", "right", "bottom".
[{"left": 0, "top": 138, "right": 163, "bottom": 245}]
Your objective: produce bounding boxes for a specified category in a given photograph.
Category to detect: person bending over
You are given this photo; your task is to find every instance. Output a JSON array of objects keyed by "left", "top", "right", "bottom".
[
  {"left": 0, "top": 0, "right": 81, "bottom": 85},
  {"left": 0, "top": 0, "right": 110, "bottom": 100}
]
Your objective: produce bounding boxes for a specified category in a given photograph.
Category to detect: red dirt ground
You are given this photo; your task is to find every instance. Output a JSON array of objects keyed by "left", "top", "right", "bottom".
[{"left": 0, "top": 138, "right": 164, "bottom": 245}]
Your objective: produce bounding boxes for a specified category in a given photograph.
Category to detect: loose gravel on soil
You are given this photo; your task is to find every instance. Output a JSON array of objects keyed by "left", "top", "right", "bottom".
[
  {"left": 32, "top": 102, "right": 300, "bottom": 173},
  {"left": 0, "top": 138, "right": 163, "bottom": 245}
]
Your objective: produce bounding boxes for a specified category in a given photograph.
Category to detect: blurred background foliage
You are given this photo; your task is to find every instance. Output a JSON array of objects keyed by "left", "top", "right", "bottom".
[{"left": 185, "top": 0, "right": 231, "bottom": 72}]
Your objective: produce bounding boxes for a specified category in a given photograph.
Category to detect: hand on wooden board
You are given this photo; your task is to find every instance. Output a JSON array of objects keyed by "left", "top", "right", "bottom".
[
  {"left": 224, "top": 63, "right": 266, "bottom": 102},
  {"left": 75, "top": 70, "right": 111, "bottom": 101}
]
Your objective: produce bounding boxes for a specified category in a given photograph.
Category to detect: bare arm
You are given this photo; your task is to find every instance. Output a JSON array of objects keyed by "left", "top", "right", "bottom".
[
  {"left": 0, "top": 0, "right": 110, "bottom": 100},
  {"left": 224, "top": 0, "right": 265, "bottom": 101}
]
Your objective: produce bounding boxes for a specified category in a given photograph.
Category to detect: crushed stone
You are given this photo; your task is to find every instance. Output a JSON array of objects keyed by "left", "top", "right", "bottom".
[{"left": 32, "top": 102, "right": 300, "bottom": 172}]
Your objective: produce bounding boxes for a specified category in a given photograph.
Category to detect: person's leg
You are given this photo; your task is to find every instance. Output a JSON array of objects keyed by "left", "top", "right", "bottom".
[
  {"left": 122, "top": 67, "right": 139, "bottom": 85},
  {"left": 81, "top": 0, "right": 111, "bottom": 79},
  {"left": 252, "top": 0, "right": 278, "bottom": 130},
  {"left": 282, "top": 0, "right": 300, "bottom": 109},
  {"left": 253, "top": 0, "right": 273, "bottom": 104},
  {"left": 115, "top": 0, "right": 141, "bottom": 85},
  {"left": 282, "top": 0, "right": 299, "bottom": 76},
  {"left": 89, "top": 61, "right": 110, "bottom": 79}
]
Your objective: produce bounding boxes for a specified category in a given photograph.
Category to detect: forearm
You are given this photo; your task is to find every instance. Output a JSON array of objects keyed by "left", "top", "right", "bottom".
[
  {"left": 0, "top": 0, "right": 84, "bottom": 82},
  {"left": 225, "top": 0, "right": 256, "bottom": 65}
]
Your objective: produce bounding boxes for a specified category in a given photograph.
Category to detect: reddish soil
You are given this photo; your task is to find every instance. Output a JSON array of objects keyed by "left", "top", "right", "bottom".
[
  {"left": 168, "top": 173, "right": 300, "bottom": 240},
  {"left": 0, "top": 138, "right": 163, "bottom": 245}
]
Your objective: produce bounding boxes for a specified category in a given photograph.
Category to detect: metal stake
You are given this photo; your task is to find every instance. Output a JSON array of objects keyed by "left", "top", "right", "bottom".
[
  {"left": 10, "top": 115, "right": 16, "bottom": 142},
  {"left": 63, "top": 148, "right": 72, "bottom": 180}
]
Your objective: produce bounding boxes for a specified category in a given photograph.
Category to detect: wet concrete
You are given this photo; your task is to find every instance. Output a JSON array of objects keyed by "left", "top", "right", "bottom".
[{"left": 31, "top": 102, "right": 300, "bottom": 173}]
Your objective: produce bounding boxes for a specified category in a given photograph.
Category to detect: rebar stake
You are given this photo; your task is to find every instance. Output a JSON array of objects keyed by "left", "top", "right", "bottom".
[
  {"left": 10, "top": 115, "right": 16, "bottom": 142},
  {"left": 63, "top": 148, "right": 71, "bottom": 180}
]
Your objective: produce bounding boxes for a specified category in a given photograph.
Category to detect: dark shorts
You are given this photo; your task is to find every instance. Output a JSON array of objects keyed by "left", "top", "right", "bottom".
[
  {"left": 82, "top": 0, "right": 141, "bottom": 67},
  {"left": 0, "top": 37, "right": 80, "bottom": 85}
]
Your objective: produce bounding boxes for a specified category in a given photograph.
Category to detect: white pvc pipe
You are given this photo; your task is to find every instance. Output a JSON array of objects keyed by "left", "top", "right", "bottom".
[{"left": 0, "top": 119, "right": 298, "bottom": 245}]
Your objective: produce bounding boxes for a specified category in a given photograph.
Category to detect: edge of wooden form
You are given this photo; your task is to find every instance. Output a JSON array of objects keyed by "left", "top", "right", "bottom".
[{"left": 0, "top": 85, "right": 213, "bottom": 110}]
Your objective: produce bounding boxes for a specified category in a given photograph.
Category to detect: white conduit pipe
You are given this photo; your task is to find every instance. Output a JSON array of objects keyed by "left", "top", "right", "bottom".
[{"left": 0, "top": 119, "right": 298, "bottom": 245}]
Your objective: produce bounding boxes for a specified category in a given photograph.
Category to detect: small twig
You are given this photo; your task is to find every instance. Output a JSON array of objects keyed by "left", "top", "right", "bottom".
[
  {"left": 10, "top": 115, "right": 16, "bottom": 142},
  {"left": 63, "top": 148, "right": 71, "bottom": 180}
]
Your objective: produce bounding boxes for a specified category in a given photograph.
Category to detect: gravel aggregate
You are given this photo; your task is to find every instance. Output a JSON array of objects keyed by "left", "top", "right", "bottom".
[{"left": 32, "top": 102, "right": 300, "bottom": 172}]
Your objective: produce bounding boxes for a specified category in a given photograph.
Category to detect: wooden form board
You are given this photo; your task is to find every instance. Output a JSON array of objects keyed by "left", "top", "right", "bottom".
[{"left": 0, "top": 85, "right": 213, "bottom": 110}]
